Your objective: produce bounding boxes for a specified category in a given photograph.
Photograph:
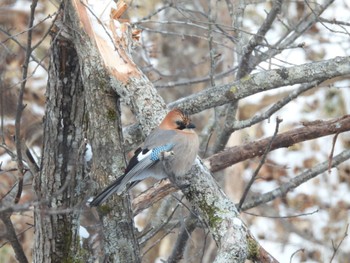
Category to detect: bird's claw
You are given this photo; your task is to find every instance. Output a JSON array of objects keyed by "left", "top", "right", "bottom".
[{"left": 159, "top": 150, "right": 174, "bottom": 160}]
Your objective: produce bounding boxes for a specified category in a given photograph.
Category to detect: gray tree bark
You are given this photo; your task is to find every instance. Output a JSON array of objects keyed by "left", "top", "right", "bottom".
[
  {"left": 64, "top": 1, "right": 141, "bottom": 261},
  {"left": 34, "top": 1, "right": 140, "bottom": 262},
  {"left": 34, "top": 26, "right": 87, "bottom": 262}
]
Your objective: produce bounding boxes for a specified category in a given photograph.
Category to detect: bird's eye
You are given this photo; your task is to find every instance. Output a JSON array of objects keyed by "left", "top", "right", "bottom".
[{"left": 175, "top": 120, "right": 186, "bottom": 130}]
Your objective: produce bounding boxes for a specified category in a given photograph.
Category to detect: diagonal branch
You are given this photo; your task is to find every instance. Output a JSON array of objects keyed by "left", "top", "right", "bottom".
[
  {"left": 169, "top": 56, "right": 350, "bottom": 114},
  {"left": 236, "top": 0, "right": 283, "bottom": 78},
  {"left": 206, "top": 114, "right": 350, "bottom": 172},
  {"left": 237, "top": 117, "right": 282, "bottom": 211},
  {"left": 0, "top": 213, "right": 28, "bottom": 263},
  {"left": 241, "top": 148, "right": 350, "bottom": 210}
]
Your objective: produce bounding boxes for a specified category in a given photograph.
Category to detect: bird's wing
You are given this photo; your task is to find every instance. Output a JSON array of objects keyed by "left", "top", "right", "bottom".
[
  {"left": 116, "top": 143, "right": 174, "bottom": 194},
  {"left": 89, "top": 143, "right": 174, "bottom": 206}
]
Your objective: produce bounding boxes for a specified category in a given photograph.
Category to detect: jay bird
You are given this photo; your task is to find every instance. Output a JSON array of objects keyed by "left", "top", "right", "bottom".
[{"left": 90, "top": 109, "right": 199, "bottom": 206}]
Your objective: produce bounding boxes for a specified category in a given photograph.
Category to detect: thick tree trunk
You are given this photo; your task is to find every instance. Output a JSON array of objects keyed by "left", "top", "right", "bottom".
[
  {"left": 34, "top": 2, "right": 140, "bottom": 262},
  {"left": 66, "top": 1, "right": 141, "bottom": 262},
  {"left": 34, "top": 28, "right": 87, "bottom": 262}
]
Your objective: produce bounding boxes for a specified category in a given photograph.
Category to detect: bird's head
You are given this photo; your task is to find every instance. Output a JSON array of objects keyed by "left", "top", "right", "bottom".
[{"left": 159, "top": 109, "right": 196, "bottom": 131}]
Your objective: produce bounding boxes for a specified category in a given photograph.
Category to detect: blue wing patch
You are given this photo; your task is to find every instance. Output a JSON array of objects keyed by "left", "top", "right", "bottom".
[{"left": 150, "top": 143, "right": 174, "bottom": 161}]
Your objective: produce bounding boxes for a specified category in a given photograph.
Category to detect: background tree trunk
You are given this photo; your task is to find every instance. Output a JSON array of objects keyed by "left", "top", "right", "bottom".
[{"left": 33, "top": 29, "right": 87, "bottom": 262}]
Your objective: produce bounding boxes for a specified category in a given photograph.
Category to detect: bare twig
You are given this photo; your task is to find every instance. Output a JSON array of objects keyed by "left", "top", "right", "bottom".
[
  {"left": 236, "top": 0, "right": 282, "bottom": 78},
  {"left": 244, "top": 209, "right": 319, "bottom": 219},
  {"left": 330, "top": 224, "right": 349, "bottom": 263},
  {"left": 14, "top": 0, "right": 39, "bottom": 204},
  {"left": 231, "top": 81, "right": 319, "bottom": 131},
  {"left": 0, "top": 224, "right": 34, "bottom": 248},
  {"left": 154, "top": 67, "right": 237, "bottom": 89},
  {"left": 0, "top": 213, "right": 29, "bottom": 263},
  {"left": 141, "top": 223, "right": 178, "bottom": 257},
  {"left": 167, "top": 214, "right": 197, "bottom": 263},
  {"left": 134, "top": 2, "right": 173, "bottom": 23},
  {"left": 289, "top": 248, "right": 304, "bottom": 263},
  {"left": 254, "top": 0, "right": 334, "bottom": 71},
  {"left": 238, "top": 117, "right": 282, "bottom": 211},
  {"left": 0, "top": 10, "right": 60, "bottom": 72},
  {"left": 212, "top": 101, "right": 238, "bottom": 153},
  {"left": 208, "top": 0, "right": 217, "bottom": 89},
  {"left": 138, "top": 203, "right": 180, "bottom": 246},
  {"left": 328, "top": 132, "right": 339, "bottom": 173},
  {"left": 241, "top": 149, "right": 350, "bottom": 210},
  {"left": 319, "top": 17, "right": 350, "bottom": 27}
]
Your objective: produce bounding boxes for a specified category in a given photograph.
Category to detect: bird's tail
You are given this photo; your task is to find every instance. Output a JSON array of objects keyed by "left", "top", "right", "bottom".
[
  {"left": 89, "top": 175, "right": 125, "bottom": 206},
  {"left": 89, "top": 175, "right": 139, "bottom": 206}
]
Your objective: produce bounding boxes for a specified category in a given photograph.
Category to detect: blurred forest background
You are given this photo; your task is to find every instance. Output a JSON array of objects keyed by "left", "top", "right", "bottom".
[{"left": 0, "top": 0, "right": 350, "bottom": 262}]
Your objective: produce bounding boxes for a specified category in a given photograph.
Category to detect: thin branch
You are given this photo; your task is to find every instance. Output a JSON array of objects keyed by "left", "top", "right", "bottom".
[
  {"left": 0, "top": 27, "right": 46, "bottom": 71},
  {"left": 212, "top": 101, "right": 238, "bottom": 153},
  {"left": 319, "top": 17, "right": 350, "bottom": 27},
  {"left": 305, "top": 0, "right": 350, "bottom": 36},
  {"left": 0, "top": 10, "right": 60, "bottom": 71},
  {"left": 328, "top": 132, "right": 339, "bottom": 173},
  {"left": 141, "top": 223, "right": 178, "bottom": 257},
  {"left": 138, "top": 203, "right": 180, "bottom": 246},
  {"left": 0, "top": 213, "right": 28, "bottom": 263},
  {"left": 231, "top": 81, "right": 319, "bottom": 131},
  {"left": 236, "top": 0, "right": 282, "bottom": 78},
  {"left": 243, "top": 209, "right": 319, "bottom": 219},
  {"left": 154, "top": 67, "right": 237, "bottom": 89},
  {"left": 241, "top": 149, "right": 350, "bottom": 210},
  {"left": 289, "top": 248, "right": 304, "bottom": 263},
  {"left": 166, "top": 214, "right": 197, "bottom": 263},
  {"left": 237, "top": 117, "right": 282, "bottom": 211},
  {"left": 135, "top": 2, "right": 173, "bottom": 23},
  {"left": 254, "top": 0, "right": 334, "bottom": 70},
  {"left": 330, "top": 224, "right": 349, "bottom": 263},
  {"left": 208, "top": 0, "right": 216, "bottom": 89},
  {"left": 0, "top": 224, "right": 34, "bottom": 248},
  {"left": 14, "top": 0, "right": 39, "bottom": 204}
]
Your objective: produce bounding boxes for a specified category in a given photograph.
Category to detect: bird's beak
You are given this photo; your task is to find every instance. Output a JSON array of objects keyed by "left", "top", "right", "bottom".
[{"left": 187, "top": 122, "right": 196, "bottom": 129}]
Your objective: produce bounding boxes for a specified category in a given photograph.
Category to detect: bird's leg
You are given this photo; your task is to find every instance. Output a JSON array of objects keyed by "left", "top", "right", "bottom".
[
  {"left": 159, "top": 150, "right": 176, "bottom": 184},
  {"left": 160, "top": 150, "right": 174, "bottom": 159}
]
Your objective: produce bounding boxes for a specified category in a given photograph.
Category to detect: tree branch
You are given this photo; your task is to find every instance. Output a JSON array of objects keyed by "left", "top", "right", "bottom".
[
  {"left": 0, "top": 213, "right": 28, "bottom": 263},
  {"left": 169, "top": 56, "right": 350, "bottom": 113},
  {"left": 205, "top": 114, "right": 350, "bottom": 173},
  {"left": 241, "top": 149, "right": 350, "bottom": 210},
  {"left": 14, "top": 0, "right": 38, "bottom": 205},
  {"left": 237, "top": 117, "right": 282, "bottom": 211},
  {"left": 236, "top": 0, "right": 282, "bottom": 78},
  {"left": 166, "top": 214, "right": 198, "bottom": 263}
]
